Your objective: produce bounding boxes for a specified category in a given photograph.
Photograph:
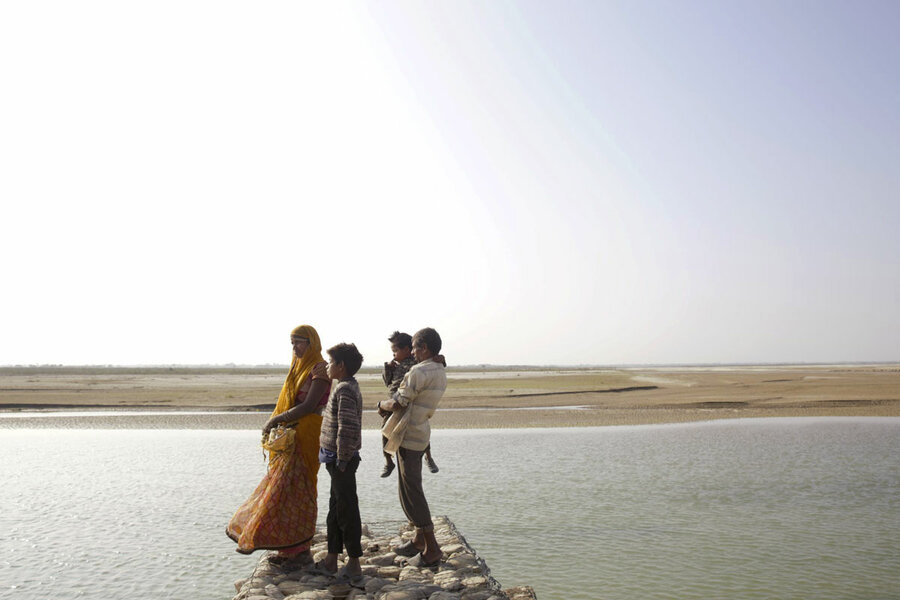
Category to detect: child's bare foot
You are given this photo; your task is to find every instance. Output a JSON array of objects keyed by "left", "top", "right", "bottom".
[{"left": 426, "top": 455, "right": 439, "bottom": 473}]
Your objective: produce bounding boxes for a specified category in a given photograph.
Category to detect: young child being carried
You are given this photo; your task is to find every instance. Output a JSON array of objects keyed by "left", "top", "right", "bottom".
[{"left": 379, "top": 331, "right": 439, "bottom": 478}]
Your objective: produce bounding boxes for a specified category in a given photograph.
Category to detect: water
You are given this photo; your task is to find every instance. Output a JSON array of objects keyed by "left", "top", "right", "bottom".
[{"left": 1, "top": 418, "right": 898, "bottom": 600}]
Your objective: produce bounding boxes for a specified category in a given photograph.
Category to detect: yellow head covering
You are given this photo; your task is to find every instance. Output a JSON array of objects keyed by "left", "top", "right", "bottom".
[{"left": 272, "top": 325, "right": 325, "bottom": 418}]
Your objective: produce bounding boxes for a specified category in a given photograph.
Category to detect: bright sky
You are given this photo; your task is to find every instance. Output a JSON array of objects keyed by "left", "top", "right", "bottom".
[{"left": 2, "top": 1, "right": 898, "bottom": 366}]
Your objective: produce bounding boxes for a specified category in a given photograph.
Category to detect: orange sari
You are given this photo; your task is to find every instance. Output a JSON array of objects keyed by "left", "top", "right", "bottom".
[
  {"left": 227, "top": 325, "right": 330, "bottom": 554},
  {"left": 227, "top": 410, "right": 324, "bottom": 553}
]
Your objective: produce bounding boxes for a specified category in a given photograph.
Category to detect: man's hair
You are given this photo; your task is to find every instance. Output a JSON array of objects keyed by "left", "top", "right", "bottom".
[
  {"left": 388, "top": 331, "right": 413, "bottom": 349},
  {"left": 326, "top": 343, "right": 364, "bottom": 377},
  {"left": 412, "top": 327, "right": 442, "bottom": 355}
]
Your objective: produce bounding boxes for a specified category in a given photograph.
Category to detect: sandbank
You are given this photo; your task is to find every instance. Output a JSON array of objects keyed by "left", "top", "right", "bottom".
[{"left": 1, "top": 364, "right": 898, "bottom": 429}]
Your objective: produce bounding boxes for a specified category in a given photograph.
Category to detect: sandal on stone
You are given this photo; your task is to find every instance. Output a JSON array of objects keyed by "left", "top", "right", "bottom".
[
  {"left": 268, "top": 547, "right": 312, "bottom": 563},
  {"left": 306, "top": 560, "right": 337, "bottom": 577},
  {"left": 267, "top": 552, "right": 305, "bottom": 568},
  {"left": 403, "top": 552, "right": 441, "bottom": 569},
  {"left": 336, "top": 566, "right": 366, "bottom": 588},
  {"left": 393, "top": 541, "right": 422, "bottom": 557}
]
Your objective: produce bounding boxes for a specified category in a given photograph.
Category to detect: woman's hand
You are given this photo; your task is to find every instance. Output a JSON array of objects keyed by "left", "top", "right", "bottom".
[{"left": 262, "top": 415, "right": 281, "bottom": 436}]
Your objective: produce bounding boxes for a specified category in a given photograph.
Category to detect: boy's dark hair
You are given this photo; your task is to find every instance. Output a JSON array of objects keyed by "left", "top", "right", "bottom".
[
  {"left": 388, "top": 331, "right": 413, "bottom": 349},
  {"left": 326, "top": 343, "right": 364, "bottom": 377},
  {"left": 412, "top": 327, "right": 442, "bottom": 355}
]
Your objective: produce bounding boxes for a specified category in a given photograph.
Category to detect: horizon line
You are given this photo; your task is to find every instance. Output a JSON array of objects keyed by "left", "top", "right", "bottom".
[{"left": 2, "top": 361, "right": 899, "bottom": 370}]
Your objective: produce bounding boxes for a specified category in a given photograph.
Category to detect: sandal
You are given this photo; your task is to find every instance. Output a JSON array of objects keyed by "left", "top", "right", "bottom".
[
  {"left": 403, "top": 552, "right": 441, "bottom": 569},
  {"left": 393, "top": 541, "right": 422, "bottom": 557},
  {"left": 336, "top": 566, "right": 366, "bottom": 588},
  {"left": 267, "top": 551, "right": 311, "bottom": 568},
  {"left": 306, "top": 560, "right": 337, "bottom": 577}
]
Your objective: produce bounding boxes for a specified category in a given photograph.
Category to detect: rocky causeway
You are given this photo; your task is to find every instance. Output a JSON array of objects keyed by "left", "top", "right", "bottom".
[{"left": 231, "top": 516, "right": 535, "bottom": 600}]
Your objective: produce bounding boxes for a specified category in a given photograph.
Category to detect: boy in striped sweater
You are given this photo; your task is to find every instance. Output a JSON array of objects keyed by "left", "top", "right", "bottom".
[{"left": 317, "top": 343, "right": 365, "bottom": 585}]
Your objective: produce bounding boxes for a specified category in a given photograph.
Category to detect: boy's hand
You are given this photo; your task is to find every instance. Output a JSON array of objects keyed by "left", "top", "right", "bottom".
[
  {"left": 434, "top": 354, "right": 447, "bottom": 367},
  {"left": 337, "top": 460, "right": 348, "bottom": 472}
]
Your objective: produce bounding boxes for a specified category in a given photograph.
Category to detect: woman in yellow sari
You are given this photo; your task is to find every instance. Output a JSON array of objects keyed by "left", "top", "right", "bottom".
[{"left": 227, "top": 325, "right": 331, "bottom": 565}]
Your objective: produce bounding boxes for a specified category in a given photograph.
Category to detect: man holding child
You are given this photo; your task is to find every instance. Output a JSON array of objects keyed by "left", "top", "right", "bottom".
[{"left": 378, "top": 327, "right": 447, "bottom": 568}]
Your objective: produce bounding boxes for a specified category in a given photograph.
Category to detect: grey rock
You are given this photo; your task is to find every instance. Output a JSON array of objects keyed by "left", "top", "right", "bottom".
[
  {"left": 256, "top": 564, "right": 284, "bottom": 578},
  {"left": 326, "top": 582, "right": 353, "bottom": 599},
  {"left": 441, "top": 544, "right": 466, "bottom": 556},
  {"left": 365, "top": 577, "right": 390, "bottom": 594},
  {"left": 398, "top": 565, "right": 433, "bottom": 583},
  {"left": 377, "top": 591, "right": 417, "bottom": 600},
  {"left": 279, "top": 580, "right": 318, "bottom": 595},
  {"left": 345, "top": 589, "right": 368, "bottom": 600},
  {"left": 366, "top": 577, "right": 393, "bottom": 595},
  {"left": 432, "top": 572, "right": 463, "bottom": 592},
  {"left": 230, "top": 517, "right": 528, "bottom": 600},
  {"left": 364, "top": 541, "right": 383, "bottom": 554},
  {"left": 378, "top": 582, "right": 444, "bottom": 600},
  {"left": 460, "top": 576, "right": 488, "bottom": 589},
  {"left": 283, "top": 568, "right": 313, "bottom": 581},
  {"left": 445, "top": 555, "right": 478, "bottom": 570},
  {"left": 367, "top": 552, "right": 398, "bottom": 566},
  {"left": 285, "top": 590, "right": 334, "bottom": 600},
  {"left": 459, "top": 590, "right": 494, "bottom": 600},
  {"left": 376, "top": 565, "right": 402, "bottom": 580}
]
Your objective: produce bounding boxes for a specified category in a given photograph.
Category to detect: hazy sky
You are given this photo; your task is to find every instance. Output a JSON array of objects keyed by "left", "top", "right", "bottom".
[{"left": 2, "top": 1, "right": 898, "bottom": 366}]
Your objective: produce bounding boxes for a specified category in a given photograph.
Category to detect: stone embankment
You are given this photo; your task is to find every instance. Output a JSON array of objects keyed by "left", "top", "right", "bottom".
[{"left": 232, "top": 516, "right": 536, "bottom": 600}]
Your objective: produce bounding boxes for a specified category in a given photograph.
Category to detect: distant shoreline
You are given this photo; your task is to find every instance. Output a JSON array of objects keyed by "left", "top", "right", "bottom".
[
  {"left": 2, "top": 363, "right": 898, "bottom": 429},
  {"left": 2, "top": 362, "right": 898, "bottom": 372}
]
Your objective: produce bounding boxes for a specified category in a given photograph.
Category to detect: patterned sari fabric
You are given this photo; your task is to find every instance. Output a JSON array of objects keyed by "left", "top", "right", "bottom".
[
  {"left": 227, "top": 324, "right": 330, "bottom": 554},
  {"left": 227, "top": 411, "right": 324, "bottom": 553}
]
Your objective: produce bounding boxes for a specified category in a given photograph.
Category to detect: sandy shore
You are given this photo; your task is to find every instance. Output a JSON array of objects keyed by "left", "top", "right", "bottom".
[{"left": 1, "top": 364, "right": 899, "bottom": 429}]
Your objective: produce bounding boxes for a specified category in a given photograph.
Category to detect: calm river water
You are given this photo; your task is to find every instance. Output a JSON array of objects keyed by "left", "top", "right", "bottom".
[{"left": 1, "top": 418, "right": 898, "bottom": 600}]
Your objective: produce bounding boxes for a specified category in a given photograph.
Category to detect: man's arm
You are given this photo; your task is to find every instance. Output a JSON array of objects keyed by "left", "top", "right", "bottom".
[
  {"left": 378, "top": 368, "right": 419, "bottom": 412},
  {"left": 378, "top": 398, "right": 400, "bottom": 412}
]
